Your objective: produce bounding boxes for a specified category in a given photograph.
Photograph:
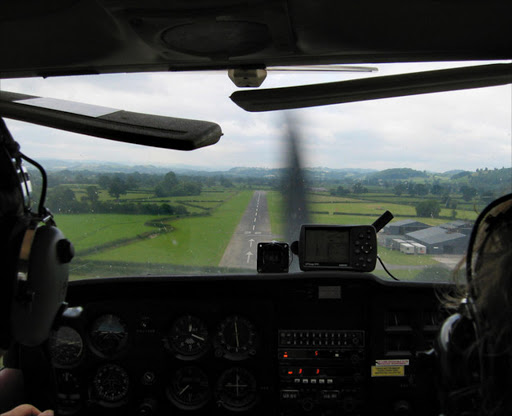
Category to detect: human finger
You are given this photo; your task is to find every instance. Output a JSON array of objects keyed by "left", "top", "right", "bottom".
[{"left": 0, "top": 404, "right": 41, "bottom": 416}]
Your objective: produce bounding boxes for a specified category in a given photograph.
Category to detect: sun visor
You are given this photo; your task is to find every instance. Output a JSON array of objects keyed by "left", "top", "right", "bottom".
[
  {"left": 231, "top": 63, "right": 512, "bottom": 112},
  {"left": 0, "top": 91, "right": 222, "bottom": 150}
]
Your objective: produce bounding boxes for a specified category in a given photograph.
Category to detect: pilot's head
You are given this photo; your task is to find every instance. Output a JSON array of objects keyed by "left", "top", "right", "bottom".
[{"left": 437, "top": 192, "right": 512, "bottom": 416}]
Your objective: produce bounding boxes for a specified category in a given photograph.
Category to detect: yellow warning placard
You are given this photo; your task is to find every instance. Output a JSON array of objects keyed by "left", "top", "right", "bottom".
[
  {"left": 371, "top": 366, "right": 405, "bottom": 377},
  {"left": 376, "top": 359, "right": 409, "bottom": 366}
]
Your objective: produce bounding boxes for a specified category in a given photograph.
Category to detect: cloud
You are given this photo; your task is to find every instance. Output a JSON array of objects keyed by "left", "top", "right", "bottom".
[{"left": 1, "top": 62, "right": 510, "bottom": 172}]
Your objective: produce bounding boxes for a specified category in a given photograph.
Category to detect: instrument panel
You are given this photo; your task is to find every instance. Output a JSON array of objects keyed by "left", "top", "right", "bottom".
[
  {"left": 18, "top": 273, "right": 449, "bottom": 416},
  {"left": 48, "top": 296, "right": 274, "bottom": 416}
]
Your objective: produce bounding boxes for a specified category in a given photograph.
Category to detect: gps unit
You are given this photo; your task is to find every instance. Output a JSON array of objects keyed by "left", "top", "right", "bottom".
[{"left": 298, "top": 225, "right": 377, "bottom": 272}]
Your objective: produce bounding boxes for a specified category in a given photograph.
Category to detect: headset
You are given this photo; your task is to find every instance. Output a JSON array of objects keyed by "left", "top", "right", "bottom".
[
  {"left": 0, "top": 118, "right": 73, "bottom": 349},
  {"left": 436, "top": 192, "right": 512, "bottom": 416}
]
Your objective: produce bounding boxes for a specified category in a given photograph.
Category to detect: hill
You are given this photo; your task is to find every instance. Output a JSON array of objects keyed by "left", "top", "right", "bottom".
[{"left": 368, "top": 168, "right": 429, "bottom": 181}]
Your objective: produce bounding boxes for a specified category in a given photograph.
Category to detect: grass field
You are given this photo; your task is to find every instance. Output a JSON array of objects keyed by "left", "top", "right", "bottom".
[
  {"left": 72, "top": 185, "right": 234, "bottom": 203},
  {"left": 311, "top": 213, "right": 392, "bottom": 225},
  {"left": 264, "top": 190, "right": 471, "bottom": 275},
  {"left": 56, "top": 186, "right": 472, "bottom": 281},
  {"left": 373, "top": 269, "right": 422, "bottom": 281},
  {"left": 55, "top": 214, "right": 164, "bottom": 252},
  {"left": 53, "top": 188, "right": 250, "bottom": 278},
  {"left": 266, "top": 190, "right": 285, "bottom": 236},
  {"left": 353, "top": 193, "right": 430, "bottom": 205},
  {"left": 377, "top": 247, "right": 438, "bottom": 266},
  {"left": 84, "top": 190, "right": 253, "bottom": 267},
  {"left": 314, "top": 213, "right": 454, "bottom": 227},
  {"left": 266, "top": 191, "right": 471, "bottom": 233},
  {"left": 309, "top": 194, "right": 360, "bottom": 203},
  {"left": 272, "top": 192, "right": 433, "bottom": 230},
  {"left": 68, "top": 259, "right": 250, "bottom": 280},
  {"left": 309, "top": 194, "right": 479, "bottom": 222},
  {"left": 314, "top": 201, "right": 416, "bottom": 216}
]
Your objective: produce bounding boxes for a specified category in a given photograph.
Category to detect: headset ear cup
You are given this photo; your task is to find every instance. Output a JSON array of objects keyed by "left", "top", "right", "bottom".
[
  {"left": 1, "top": 123, "right": 71, "bottom": 348},
  {"left": 436, "top": 312, "right": 479, "bottom": 414},
  {"left": 10, "top": 224, "right": 71, "bottom": 347}
]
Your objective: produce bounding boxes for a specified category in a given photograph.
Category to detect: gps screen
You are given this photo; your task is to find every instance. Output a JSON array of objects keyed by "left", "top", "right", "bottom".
[{"left": 304, "top": 228, "right": 350, "bottom": 265}]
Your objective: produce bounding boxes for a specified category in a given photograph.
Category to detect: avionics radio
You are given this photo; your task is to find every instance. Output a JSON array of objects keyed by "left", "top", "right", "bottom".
[{"left": 278, "top": 329, "right": 366, "bottom": 414}]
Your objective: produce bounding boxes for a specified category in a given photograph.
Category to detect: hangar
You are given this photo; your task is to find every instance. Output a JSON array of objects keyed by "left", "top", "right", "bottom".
[
  {"left": 405, "top": 227, "right": 469, "bottom": 254},
  {"left": 384, "top": 219, "right": 429, "bottom": 235}
]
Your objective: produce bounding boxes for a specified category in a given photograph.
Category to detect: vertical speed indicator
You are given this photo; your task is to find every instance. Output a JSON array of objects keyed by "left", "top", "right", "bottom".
[{"left": 166, "top": 366, "right": 210, "bottom": 410}]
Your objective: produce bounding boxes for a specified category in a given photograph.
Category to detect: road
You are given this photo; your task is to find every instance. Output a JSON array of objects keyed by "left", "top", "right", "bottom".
[
  {"left": 219, "top": 190, "right": 281, "bottom": 270},
  {"left": 432, "top": 254, "right": 464, "bottom": 268}
]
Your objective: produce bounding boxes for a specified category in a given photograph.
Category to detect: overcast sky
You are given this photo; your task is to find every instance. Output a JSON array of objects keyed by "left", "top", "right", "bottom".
[{"left": 1, "top": 62, "right": 511, "bottom": 172}]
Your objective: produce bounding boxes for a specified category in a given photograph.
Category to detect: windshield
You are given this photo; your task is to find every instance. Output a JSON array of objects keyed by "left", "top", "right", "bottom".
[{"left": 2, "top": 62, "right": 511, "bottom": 282}]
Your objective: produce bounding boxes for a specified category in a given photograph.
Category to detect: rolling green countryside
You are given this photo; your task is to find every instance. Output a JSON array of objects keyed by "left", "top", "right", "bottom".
[{"left": 40, "top": 165, "right": 510, "bottom": 281}]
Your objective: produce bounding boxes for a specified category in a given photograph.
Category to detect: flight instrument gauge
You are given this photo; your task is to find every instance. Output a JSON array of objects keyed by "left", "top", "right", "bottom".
[
  {"left": 168, "top": 315, "right": 209, "bottom": 359},
  {"left": 216, "top": 367, "right": 258, "bottom": 411},
  {"left": 48, "top": 326, "right": 83, "bottom": 367},
  {"left": 215, "top": 315, "right": 258, "bottom": 360},
  {"left": 90, "top": 314, "right": 128, "bottom": 357},
  {"left": 92, "top": 364, "right": 129, "bottom": 405},
  {"left": 166, "top": 366, "right": 211, "bottom": 410}
]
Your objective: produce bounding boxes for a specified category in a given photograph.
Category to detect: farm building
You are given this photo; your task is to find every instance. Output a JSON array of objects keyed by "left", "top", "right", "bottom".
[
  {"left": 381, "top": 235, "right": 403, "bottom": 249},
  {"left": 399, "top": 242, "right": 415, "bottom": 254},
  {"left": 384, "top": 219, "right": 430, "bottom": 235},
  {"left": 380, "top": 235, "right": 427, "bottom": 254},
  {"left": 439, "top": 220, "right": 473, "bottom": 236},
  {"left": 411, "top": 242, "right": 427, "bottom": 254},
  {"left": 405, "top": 227, "right": 469, "bottom": 254},
  {"left": 391, "top": 238, "right": 407, "bottom": 250}
]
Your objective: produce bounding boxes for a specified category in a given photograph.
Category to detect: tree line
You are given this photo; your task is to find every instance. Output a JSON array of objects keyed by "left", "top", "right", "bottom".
[
  {"left": 39, "top": 169, "right": 279, "bottom": 214},
  {"left": 38, "top": 165, "right": 510, "bottom": 218},
  {"left": 46, "top": 185, "right": 190, "bottom": 215},
  {"left": 45, "top": 170, "right": 208, "bottom": 215}
]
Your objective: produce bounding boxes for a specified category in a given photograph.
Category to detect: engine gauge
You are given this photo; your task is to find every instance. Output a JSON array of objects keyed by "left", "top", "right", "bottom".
[
  {"left": 168, "top": 315, "right": 209, "bottom": 359},
  {"left": 215, "top": 316, "right": 258, "bottom": 360},
  {"left": 166, "top": 366, "right": 211, "bottom": 410},
  {"left": 90, "top": 314, "right": 128, "bottom": 357},
  {"left": 216, "top": 367, "right": 258, "bottom": 411},
  {"left": 48, "top": 326, "right": 83, "bottom": 367},
  {"left": 92, "top": 364, "right": 129, "bottom": 405}
]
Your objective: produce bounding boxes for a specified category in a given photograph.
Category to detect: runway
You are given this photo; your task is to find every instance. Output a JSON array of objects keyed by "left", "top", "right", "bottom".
[{"left": 219, "top": 190, "right": 281, "bottom": 270}]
